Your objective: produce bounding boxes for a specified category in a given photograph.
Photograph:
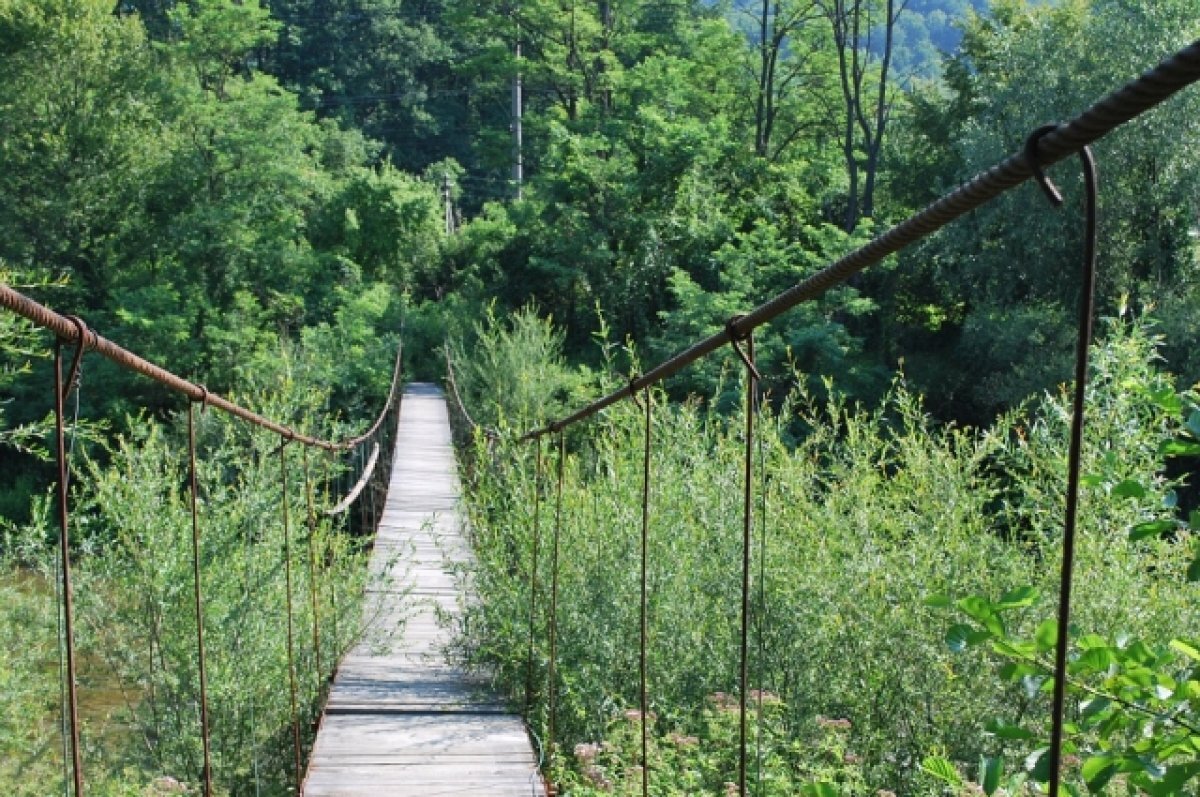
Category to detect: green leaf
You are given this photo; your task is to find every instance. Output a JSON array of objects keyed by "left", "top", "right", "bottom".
[
  {"left": 981, "top": 755, "right": 1003, "bottom": 795},
  {"left": 1149, "top": 387, "right": 1183, "bottom": 413},
  {"left": 1072, "top": 646, "right": 1117, "bottom": 673},
  {"left": 946, "top": 623, "right": 990, "bottom": 652},
  {"left": 1081, "top": 755, "right": 1118, "bottom": 793},
  {"left": 1161, "top": 439, "right": 1200, "bottom": 457},
  {"left": 924, "top": 593, "right": 952, "bottom": 608},
  {"left": 992, "top": 639, "right": 1037, "bottom": 658},
  {"left": 1169, "top": 639, "right": 1200, "bottom": 662},
  {"left": 1036, "top": 619, "right": 1059, "bottom": 653},
  {"left": 957, "top": 595, "right": 1005, "bottom": 637},
  {"left": 996, "top": 585, "right": 1039, "bottom": 610},
  {"left": 1112, "top": 479, "right": 1147, "bottom": 499},
  {"left": 1026, "top": 747, "right": 1052, "bottom": 783},
  {"left": 1186, "top": 410, "right": 1200, "bottom": 438},
  {"left": 1188, "top": 553, "right": 1200, "bottom": 583},
  {"left": 985, "top": 718, "right": 1035, "bottom": 740},
  {"left": 1080, "top": 697, "right": 1111, "bottom": 724},
  {"left": 799, "top": 783, "right": 839, "bottom": 797},
  {"left": 921, "top": 755, "right": 963, "bottom": 786},
  {"left": 1129, "top": 519, "right": 1175, "bottom": 541}
]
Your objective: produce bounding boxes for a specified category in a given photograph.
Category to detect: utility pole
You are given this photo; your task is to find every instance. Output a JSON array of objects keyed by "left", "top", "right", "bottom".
[
  {"left": 442, "top": 172, "right": 454, "bottom": 235},
  {"left": 511, "top": 32, "right": 524, "bottom": 200}
]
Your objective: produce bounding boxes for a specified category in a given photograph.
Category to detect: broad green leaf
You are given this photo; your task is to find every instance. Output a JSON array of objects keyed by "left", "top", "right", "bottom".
[
  {"left": 1112, "top": 479, "right": 1146, "bottom": 499},
  {"left": 1161, "top": 440, "right": 1200, "bottom": 457},
  {"left": 1080, "top": 697, "right": 1111, "bottom": 724},
  {"left": 1129, "top": 519, "right": 1175, "bottom": 541},
  {"left": 800, "top": 783, "right": 839, "bottom": 797},
  {"left": 924, "top": 593, "right": 952, "bottom": 608},
  {"left": 1082, "top": 755, "right": 1117, "bottom": 793},
  {"left": 1148, "top": 387, "right": 1183, "bottom": 413},
  {"left": 997, "top": 585, "right": 1039, "bottom": 610},
  {"left": 1186, "top": 410, "right": 1200, "bottom": 438},
  {"left": 946, "top": 623, "right": 989, "bottom": 652},
  {"left": 957, "top": 596, "right": 1005, "bottom": 637},
  {"left": 981, "top": 755, "right": 1003, "bottom": 795},
  {"left": 1188, "top": 552, "right": 1200, "bottom": 583},
  {"left": 1026, "top": 747, "right": 1052, "bottom": 783},
  {"left": 921, "top": 755, "right": 962, "bottom": 786},
  {"left": 992, "top": 639, "right": 1037, "bottom": 658},
  {"left": 1169, "top": 639, "right": 1200, "bottom": 662},
  {"left": 1072, "top": 646, "right": 1116, "bottom": 673},
  {"left": 985, "top": 718, "right": 1034, "bottom": 740},
  {"left": 1036, "top": 619, "right": 1059, "bottom": 653}
]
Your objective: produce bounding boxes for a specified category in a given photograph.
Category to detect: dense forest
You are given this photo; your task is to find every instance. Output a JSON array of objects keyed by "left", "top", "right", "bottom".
[{"left": 2, "top": 0, "right": 1199, "bottom": 792}]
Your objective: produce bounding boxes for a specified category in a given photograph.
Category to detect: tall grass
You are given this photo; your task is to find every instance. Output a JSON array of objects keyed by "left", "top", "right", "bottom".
[
  {"left": 0, "top": 386, "right": 378, "bottom": 796},
  {"left": 453, "top": 315, "right": 1197, "bottom": 794}
]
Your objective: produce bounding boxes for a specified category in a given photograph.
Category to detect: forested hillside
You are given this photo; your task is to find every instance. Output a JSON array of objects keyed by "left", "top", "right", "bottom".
[{"left": 2, "top": 0, "right": 1200, "bottom": 792}]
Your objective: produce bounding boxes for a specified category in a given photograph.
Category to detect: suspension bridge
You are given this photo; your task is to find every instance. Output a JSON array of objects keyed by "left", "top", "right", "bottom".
[
  {"left": 303, "top": 384, "right": 545, "bottom": 795},
  {"left": 1, "top": 38, "right": 1199, "bottom": 797}
]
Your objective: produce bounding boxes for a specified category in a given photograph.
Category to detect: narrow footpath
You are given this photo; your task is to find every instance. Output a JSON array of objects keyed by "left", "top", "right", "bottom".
[{"left": 304, "top": 383, "right": 544, "bottom": 796}]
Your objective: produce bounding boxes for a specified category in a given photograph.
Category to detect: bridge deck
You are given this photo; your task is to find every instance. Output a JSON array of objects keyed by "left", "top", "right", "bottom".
[{"left": 304, "top": 384, "right": 544, "bottom": 796}]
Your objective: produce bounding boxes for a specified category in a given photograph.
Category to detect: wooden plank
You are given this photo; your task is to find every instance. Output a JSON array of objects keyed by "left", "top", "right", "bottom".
[{"left": 304, "top": 384, "right": 544, "bottom": 796}]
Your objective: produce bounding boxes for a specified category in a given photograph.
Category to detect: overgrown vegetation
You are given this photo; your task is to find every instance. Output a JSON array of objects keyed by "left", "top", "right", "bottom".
[
  {"left": 452, "top": 312, "right": 1199, "bottom": 794},
  {"left": 0, "top": 362, "right": 383, "bottom": 795}
]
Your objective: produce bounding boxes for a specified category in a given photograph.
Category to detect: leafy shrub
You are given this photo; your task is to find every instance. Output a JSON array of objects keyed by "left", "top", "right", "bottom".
[{"left": 455, "top": 316, "right": 1198, "bottom": 793}]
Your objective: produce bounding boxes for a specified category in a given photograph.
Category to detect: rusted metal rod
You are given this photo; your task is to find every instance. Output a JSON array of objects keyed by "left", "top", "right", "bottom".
[
  {"left": 0, "top": 283, "right": 403, "bottom": 452},
  {"left": 521, "top": 38, "right": 1200, "bottom": 439}
]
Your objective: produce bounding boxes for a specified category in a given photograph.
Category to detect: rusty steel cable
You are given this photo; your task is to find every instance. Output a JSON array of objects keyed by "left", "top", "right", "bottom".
[
  {"left": 524, "top": 437, "right": 544, "bottom": 714},
  {"left": 547, "top": 431, "right": 565, "bottom": 786},
  {"left": 52, "top": 340, "right": 85, "bottom": 797},
  {"left": 303, "top": 447, "right": 323, "bottom": 695},
  {"left": 1025, "top": 127, "right": 1099, "bottom": 795},
  {"left": 638, "top": 387, "right": 652, "bottom": 797},
  {"left": 0, "top": 282, "right": 404, "bottom": 453},
  {"left": 518, "top": 39, "right": 1200, "bottom": 441},
  {"left": 734, "top": 332, "right": 757, "bottom": 797},
  {"left": 279, "top": 441, "right": 304, "bottom": 785},
  {"left": 754, "top": 390, "right": 768, "bottom": 797},
  {"left": 187, "top": 401, "right": 214, "bottom": 797}
]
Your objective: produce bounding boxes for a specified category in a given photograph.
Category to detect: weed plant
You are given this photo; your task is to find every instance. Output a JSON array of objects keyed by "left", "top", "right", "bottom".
[
  {"left": 0, "top": 384, "right": 379, "bottom": 795},
  {"left": 453, "top": 314, "right": 1198, "bottom": 794}
]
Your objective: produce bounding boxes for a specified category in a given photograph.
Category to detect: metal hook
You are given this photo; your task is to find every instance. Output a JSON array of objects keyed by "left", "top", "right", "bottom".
[
  {"left": 725, "top": 316, "right": 761, "bottom": 382},
  {"left": 60, "top": 316, "right": 90, "bottom": 402},
  {"left": 1024, "top": 124, "right": 1065, "bottom": 206},
  {"left": 628, "top": 376, "right": 645, "bottom": 412},
  {"left": 194, "top": 384, "right": 210, "bottom": 414}
]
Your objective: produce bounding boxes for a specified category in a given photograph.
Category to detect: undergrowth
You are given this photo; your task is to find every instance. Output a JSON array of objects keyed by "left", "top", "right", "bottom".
[{"left": 452, "top": 313, "right": 1199, "bottom": 795}]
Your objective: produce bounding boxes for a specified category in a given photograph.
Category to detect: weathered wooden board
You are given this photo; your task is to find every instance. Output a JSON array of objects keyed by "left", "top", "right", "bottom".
[{"left": 303, "top": 384, "right": 544, "bottom": 796}]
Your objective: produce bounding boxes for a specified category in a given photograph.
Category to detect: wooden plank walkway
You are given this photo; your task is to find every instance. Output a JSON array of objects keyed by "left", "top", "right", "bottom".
[{"left": 304, "top": 383, "right": 545, "bottom": 796}]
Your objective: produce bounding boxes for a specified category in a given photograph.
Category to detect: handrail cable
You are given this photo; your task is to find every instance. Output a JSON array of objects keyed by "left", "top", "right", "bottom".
[
  {"left": 519, "top": 39, "right": 1200, "bottom": 440},
  {"left": 325, "top": 443, "right": 381, "bottom": 515},
  {"left": 0, "top": 283, "right": 404, "bottom": 452}
]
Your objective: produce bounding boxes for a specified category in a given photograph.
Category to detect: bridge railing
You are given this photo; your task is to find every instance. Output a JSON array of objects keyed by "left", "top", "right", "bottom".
[{"left": 0, "top": 285, "right": 405, "bottom": 797}]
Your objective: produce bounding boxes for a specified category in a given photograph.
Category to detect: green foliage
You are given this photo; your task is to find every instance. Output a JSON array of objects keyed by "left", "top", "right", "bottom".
[
  {"left": 455, "top": 317, "right": 1198, "bottom": 792},
  {"left": 448, "top": 304, "right": 583, "bottom": 431},
  {"left": 556, "top": 698, "right": 869, "bottom": 796},
  {"left": 0, "top": 382, "right": 378, "bottom": 795}
]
